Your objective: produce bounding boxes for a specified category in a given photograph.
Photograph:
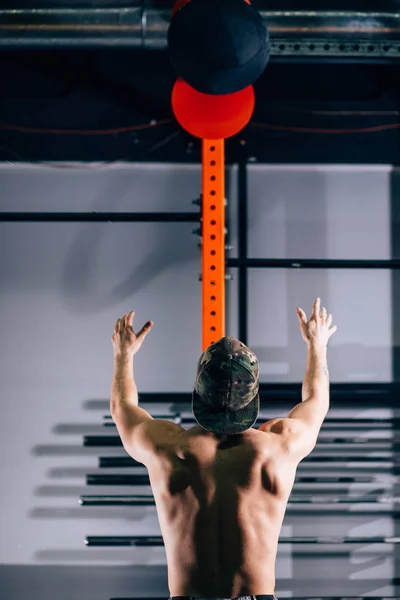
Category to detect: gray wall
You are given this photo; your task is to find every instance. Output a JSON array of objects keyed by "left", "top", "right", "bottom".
[{"left": 0, "top": 163, "right": 395, "bottom": 598}]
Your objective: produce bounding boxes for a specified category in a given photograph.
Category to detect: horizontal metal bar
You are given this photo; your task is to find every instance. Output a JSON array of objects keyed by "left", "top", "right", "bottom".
[
  {"left": 259, "top": 382, "right": 400, "bottom": 396},
  {"left": 0, "top": 212, "right": 200, "bottom": 223},
  {"left": 98, "top": 455, "right": 398, "bottom": 469},
  {"left": 86, "top": 536, "right": 164, "bottom": 547},
  {"left": 85, "top": 535, "right": 400, "bottom": 546},
  {"left": 87, "top": 386, "right": 400, "bottom": 409},
  {"left": 85, "top": 436, "right": 122, "bottom": 447},
  {"left": 85, "top": 433, "right": 400, "bottom": 448},
  {"left": 101, "top": 421, "right": 396, "bottom": 432},
  {"left": 2, "top": 6, "right": 400, "bottom": 55},
  {"left": 271, "top": 38, "right": 400, "bottom": 59},
  {"left": 80, "top": 494, "right": 400, "bottom": 512},
  {"left": 80, "top": 495, "right": 155, "bottom": 507},
  {"left": 97, "top": 395, "right": 400, "bottom": 408},
  {"left": 102, "top": 414, "right": 399, "bottom": 426},
  {"left": 86, "top": 474, "right": 400, "bottom": 486},
  {"left": 85, "top": 434, "right": 399, "bottom": 448},
  {"left": 102, "top": 421, "right": 394, "bottom": 431},
  {"left": 227, "top": 258, "right": 400, "bottom": 269},
  {"left": 90, "top": 384, "right": 400, "bottom": 404}
]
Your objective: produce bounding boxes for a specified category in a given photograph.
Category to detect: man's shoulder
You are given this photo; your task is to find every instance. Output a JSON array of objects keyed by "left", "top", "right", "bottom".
[
  {"left": 129, "top": 420, "right": 185, "bottom": 464},
  {"left": 144, "top": 420, "right": 186, "bottom": 446},
  {"left": 253, "top": 420, "right": 299, "bottom": 454},
  {"left": 257, "top": 418, "right": 305, "bottom": 437}
]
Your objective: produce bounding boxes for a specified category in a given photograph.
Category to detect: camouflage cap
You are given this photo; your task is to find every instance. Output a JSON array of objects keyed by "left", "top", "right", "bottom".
[{"left": 192, "top": 336, "right": 260, "bottom": 434}]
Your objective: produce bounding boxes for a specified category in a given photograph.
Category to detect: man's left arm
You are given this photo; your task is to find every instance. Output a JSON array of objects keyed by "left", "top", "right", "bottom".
[{"left": 110, "top": 313, "right": 184, "bottom": 465}]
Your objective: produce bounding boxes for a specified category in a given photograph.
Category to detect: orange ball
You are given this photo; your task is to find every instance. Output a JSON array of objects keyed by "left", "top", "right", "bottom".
[{"left": 171, "top": 78, "right": 255, "bottom": 140}]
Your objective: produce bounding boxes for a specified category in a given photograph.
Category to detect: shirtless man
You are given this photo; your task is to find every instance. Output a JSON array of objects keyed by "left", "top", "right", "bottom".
[{"left": 110, "top": 297, "right": 337, "bottom": 600}]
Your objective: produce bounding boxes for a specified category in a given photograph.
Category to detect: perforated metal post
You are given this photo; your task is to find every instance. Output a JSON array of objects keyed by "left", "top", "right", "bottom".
[{"left": 201, "top": 139, "right": 225, "bottom": 350}]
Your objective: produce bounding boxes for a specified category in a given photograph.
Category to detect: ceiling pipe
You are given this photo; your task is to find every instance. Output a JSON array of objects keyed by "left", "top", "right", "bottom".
[{"left": 0, "top": 5, "right": 400, "bottom": 55}]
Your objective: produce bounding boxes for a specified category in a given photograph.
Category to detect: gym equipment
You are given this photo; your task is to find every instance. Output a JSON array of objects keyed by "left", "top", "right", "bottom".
[
  {"left": 168, "top": 0, "right": 269, "bottom": 95},
  {"left": 171, "top": 78, "right": 255, "bottom": 140}
]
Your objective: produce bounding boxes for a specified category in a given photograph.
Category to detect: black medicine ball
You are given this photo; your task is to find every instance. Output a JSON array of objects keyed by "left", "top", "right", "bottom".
[{"left": 167, "top": 0, "right": 270, "bottom": 95}]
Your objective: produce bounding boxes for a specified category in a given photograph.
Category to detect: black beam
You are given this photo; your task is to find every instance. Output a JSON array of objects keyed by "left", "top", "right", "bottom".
[
  {"left": 86, "top": 535, "right": 400, "bottom": 546},
  {"left": 228, "top": 258, "right": 400, "bottom": 269},
  {"left": 98, "top": 455, "right": 399, "bottom": 469},
  {"left": 84, "top": 436, "right": 400, "bottom": 449},
  {"left": 0, "top": 212, "right": 200, "bottom": 223},
  {"left": 390, "top": 167, "right": 400, "bottom": 598},
  {"left": 86, "top": 473, "right": 399, "bottom": 486},
  {"left": 81, "top": 495, "right": 400, "bottom": 513},
  {"left": 80, "top": 495, "right": 155, "bottom": 507},
  {"left": 83, "top": 383, "right": 400, "bottom": 405},
  {"left": 102, "top": 414, "right": 398, "bottom": 426},
  {"left": 391, "top": 170, "right": 400, "bottom": 379}
]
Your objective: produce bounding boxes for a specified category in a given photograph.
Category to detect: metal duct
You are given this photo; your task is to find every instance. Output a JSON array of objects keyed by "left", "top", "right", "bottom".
[{"left": 0, "top": 4, "right": 400, "bottom": 57}]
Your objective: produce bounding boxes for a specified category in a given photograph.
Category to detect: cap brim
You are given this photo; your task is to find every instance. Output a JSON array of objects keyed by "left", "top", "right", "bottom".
[{"left": 192, "top": 390, "right": 259, "bottom": 434}]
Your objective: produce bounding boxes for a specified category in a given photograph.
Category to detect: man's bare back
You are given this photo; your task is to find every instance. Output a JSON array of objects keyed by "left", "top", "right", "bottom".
[
  {"left": 111, "top": 298, "right": 336, "bottom": 599},
  {"left": 147, "top": 424, "right": 298, "bottom": 598}
]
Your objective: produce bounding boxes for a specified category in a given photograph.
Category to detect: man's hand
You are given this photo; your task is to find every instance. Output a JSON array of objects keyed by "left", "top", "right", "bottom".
[
  {"left": 111, "top": 311, "right": 154, "bottom": 358},
  {"left": 296, "top": 297, "right": 337, "bottom": 347}
]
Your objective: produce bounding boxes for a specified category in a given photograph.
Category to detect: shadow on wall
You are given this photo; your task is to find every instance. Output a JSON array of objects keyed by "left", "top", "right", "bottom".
[
  {"left": 60, "top": 170, "right": 231, "bottom": 314},
  {"left": 30, "top": 396, "right": 157, "bottom": 563}
]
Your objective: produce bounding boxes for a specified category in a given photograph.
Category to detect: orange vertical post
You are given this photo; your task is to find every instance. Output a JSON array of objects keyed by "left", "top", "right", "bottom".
[{"left": 201, "top": 139, "right": 225, "bottom": 351}]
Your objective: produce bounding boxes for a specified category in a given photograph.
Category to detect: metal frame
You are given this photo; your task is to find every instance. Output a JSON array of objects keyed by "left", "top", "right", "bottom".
[
  {"left": 202, "top": 140, "right": 225, "bottom": 349},
  {"left": 1, "top": 165, "right": 400, "bottom": 393},
  {"left": 237, "top": 154, "right": 248, "bottom": 344},
  {"left": 231, "top": 157, "right": 400, "bottom": 370},
  {"left": 390, "top": 167, "right": 400, "bottom": 595},
  {"left": 391, "top": 168, "right": 400, "bottom": 380},
  {"left": 0, "top": 212, "right": 199, "bottom": 222}
]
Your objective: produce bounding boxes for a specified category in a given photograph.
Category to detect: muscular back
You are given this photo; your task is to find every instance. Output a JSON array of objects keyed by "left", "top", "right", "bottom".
[{"left": 146, "top": 425, "right": 299, "bottom": 598}]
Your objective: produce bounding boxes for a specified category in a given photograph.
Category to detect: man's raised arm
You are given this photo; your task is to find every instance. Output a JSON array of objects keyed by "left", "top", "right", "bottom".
[
  {"left": 110, "top": 312, "right": 155, "bottom": 443},
  {"left": 285, "top": 298, "right": 337, "bottom": 457},
  {"left": 264, "top": 298, "right": 338, "bottom": 460},
  {"left": 109, "top": 312, "right": 184, "bottom": 465}
]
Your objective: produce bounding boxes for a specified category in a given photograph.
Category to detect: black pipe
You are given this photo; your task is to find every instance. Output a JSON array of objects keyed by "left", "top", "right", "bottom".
[
  {"left": 80, "top": 495, "right": 155, "bottom": 507},
  {"left": 98, "top": 455, "right": 398, "bottom": 469},
  {"left": 228, "top": 258, "right": 400, "bottom": 269},
  {"left": 2, "top": 6, "right": 400, "bottom": 52},
  {"left": 85, "top": 535, "right": 400, "bottom": 546},
  {"left": 87, "top": 474, "right": 149, "bottom": 485},
  {"left": 92, "top": 383, "right": 400, "bottom": 403},
  {"left": 0, "top": 212, "right": 200, "bottom": 222},
  {"left": 86, "top": 473, "right": 400, "bottom": 486},
  {"left": 80, "top": 496, "right": 400, "bottom": 512},
  {"left": 85, "top": 437, "right": 400, "bottom": 450}
]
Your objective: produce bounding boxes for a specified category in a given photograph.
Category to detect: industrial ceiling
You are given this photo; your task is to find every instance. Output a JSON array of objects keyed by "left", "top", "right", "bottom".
[{"left": 1, "top": 1, "right": 400, "bottom": 164}]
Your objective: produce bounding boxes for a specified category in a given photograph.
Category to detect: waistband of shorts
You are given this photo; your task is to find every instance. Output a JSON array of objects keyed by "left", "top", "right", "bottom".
[{"left": 169, "top": 595, "right": 278, "bottom": 600}]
